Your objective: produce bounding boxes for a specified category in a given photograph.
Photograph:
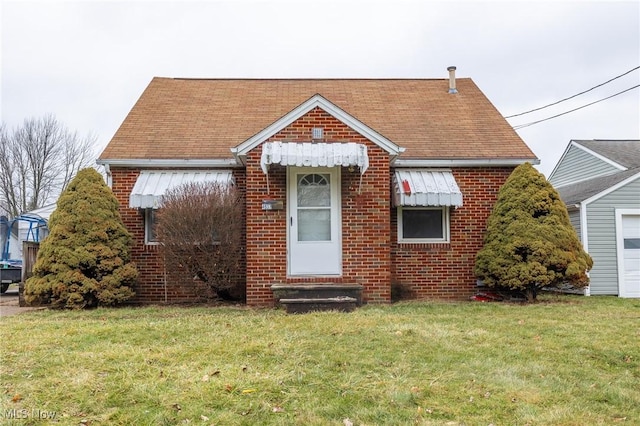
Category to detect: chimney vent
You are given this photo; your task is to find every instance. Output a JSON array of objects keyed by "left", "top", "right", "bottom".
[{"left": 447, "top": 66, "right": 458, "bottom": 94}]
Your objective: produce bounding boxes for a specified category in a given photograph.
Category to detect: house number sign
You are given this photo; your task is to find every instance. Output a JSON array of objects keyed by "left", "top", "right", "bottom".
[{"left": 262, "top": 200, "right": 284, "bottom": 210}]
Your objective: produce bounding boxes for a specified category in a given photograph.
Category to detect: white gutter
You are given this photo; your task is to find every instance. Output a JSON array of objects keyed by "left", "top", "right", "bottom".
[
  {"left": 392, "top": 158, "right": 540, "bottom": 167},
  {"left": 99, "top": 157, "right": 538, "bottom": 169},
  {"left": 230, "top": 147, "right": 245, "bottom": 166},
  {"left": 96, "top": 158, "right": 241, "bottom": 168}
]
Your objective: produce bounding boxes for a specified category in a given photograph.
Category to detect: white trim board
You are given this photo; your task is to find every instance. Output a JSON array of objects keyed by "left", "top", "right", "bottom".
[{"left": 231, "top": 94, "right": 405, "bottom": 163}]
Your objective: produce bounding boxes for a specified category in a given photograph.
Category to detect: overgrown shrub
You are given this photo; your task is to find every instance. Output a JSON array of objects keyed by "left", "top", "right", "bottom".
[
  {"left": 24, "top": 168, "right": 137, "bottom": 308},
  {"left": 155, "top": 182, "right": 244, "bottom": 301},
  {"left": 474, "top": 163, "right": 593, "bottom": 302}
]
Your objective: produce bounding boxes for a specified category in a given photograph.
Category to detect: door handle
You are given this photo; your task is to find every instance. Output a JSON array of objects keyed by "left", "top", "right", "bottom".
[{"left": 290, "top": 216, "right": 293, "bottom": 226}]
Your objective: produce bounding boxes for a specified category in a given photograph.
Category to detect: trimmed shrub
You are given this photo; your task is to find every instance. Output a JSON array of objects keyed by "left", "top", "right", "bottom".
[
  {"left": 474, "top": 163, "right": 593, "bottom": 301},
  {"left": 25, "top": 168, "right": 136, "bottom": 308}
]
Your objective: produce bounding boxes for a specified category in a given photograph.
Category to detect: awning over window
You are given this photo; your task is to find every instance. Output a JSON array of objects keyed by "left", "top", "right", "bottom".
[
  {"left": 393, "top": 169, "right": 463, "bottom": 207},
  {"left": 261, "top": 142, "right": 369, "bottom": 174},
  {"left": 129, "top": 170, "right": 234, "bottom": 208}
]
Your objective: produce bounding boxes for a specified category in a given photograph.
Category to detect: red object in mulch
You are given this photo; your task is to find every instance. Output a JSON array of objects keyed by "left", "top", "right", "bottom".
[{"left": 470, "top": 291, "right": 504, "bottom": 302}]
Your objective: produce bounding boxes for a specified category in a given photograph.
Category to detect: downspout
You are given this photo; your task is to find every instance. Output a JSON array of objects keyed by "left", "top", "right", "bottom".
[
  {"left": 161, "top": 250, "right": 168, "bottom": 303},
  {"left": 103, "top": 163, "right": 112, "bottom": 188},
  {"left": 164, "top": 261, "right": 168, "bottom": 303}
]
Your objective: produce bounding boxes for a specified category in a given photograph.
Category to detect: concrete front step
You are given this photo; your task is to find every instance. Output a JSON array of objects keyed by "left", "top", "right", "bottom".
[
  {"left": 271, "top": 283, "right": 363, "bottom": 306},
  {"left": 279, "top": 296, "right": 358, "bottom": 314}
]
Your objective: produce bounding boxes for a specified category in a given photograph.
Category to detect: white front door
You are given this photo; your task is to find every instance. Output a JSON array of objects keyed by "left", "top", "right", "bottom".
[{"left": 288, "top": 167, "right": 341, "bottom": 275}]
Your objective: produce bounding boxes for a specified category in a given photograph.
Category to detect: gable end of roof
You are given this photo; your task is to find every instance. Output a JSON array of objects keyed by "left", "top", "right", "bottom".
[
  {"left": 548, "top": 139, "right": 634, "bottom": 183},
  {"left": 231, "top": 94, "right": 405, "bottom": 163},
  {"left": 572, "top": 140, "right": 629, "bottom": 170}
]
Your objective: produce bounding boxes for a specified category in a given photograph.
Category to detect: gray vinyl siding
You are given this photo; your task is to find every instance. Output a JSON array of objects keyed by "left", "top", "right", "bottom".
[
  {"left": 568, "top": 209, "right": 581, "bottom": 241},
  {"left": 586, "top": 178, "right": 640, "bottom": 295},
  {"left": 550, "top": 145, "right": 620, "bottom": 187}
]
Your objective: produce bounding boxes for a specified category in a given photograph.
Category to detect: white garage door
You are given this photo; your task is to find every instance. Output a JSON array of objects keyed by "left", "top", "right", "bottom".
[{"left": 620, "top": 215, "right": 640, "bottom": 298}]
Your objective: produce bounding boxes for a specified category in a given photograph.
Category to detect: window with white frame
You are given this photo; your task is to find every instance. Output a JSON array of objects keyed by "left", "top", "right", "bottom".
[
  {"left": 144, "top": 208, "right": 223, "bottom": 245},
  {"left": 397, "top": 206, "right": 449, "bottom": 243},
  {"left": 145, "top": 209, "right": 159, "bottom": 244}
]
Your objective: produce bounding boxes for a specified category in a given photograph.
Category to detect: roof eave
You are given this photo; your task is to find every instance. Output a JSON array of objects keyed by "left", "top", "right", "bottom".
[
  {"left": 96, "top": 158, "right": 242, "bottom": 168},
  {"left": 581, "top": 170, "right": 640, "bottom": 206},
  {"left": 392, "top": 158, "right": 540, "bottom": 167},
  {"left": 97, "top": 157, "right": 538, "bottom": 169}
]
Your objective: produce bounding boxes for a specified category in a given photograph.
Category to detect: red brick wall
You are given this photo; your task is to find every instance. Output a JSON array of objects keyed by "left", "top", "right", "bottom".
[
  {"left": 390, "top": 167, "right": 513, "bottom": 300},
  {"left": 109, "top": 167, "right": 246, "bottom": 304},
  {"left": 341, "top": 147, "right": 391, "bottom": 303},
  {"left": 109, "top": 109, "right": 512, "bottom": 306},
  {"left": 245, "top": 107, "right": 391, "bottom": 305},
  {"left": 244, "top": 154, "right": 286, "bottom": 305}
]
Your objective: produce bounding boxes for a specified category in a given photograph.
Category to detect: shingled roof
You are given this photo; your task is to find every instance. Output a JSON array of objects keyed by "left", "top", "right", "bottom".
[
  {"left": 572, "top": 140, "right": 640, "bottom": 169},
  {"left": 558, "top": 167, "right": 640, "bottom": 205},
  {"left": 557, "top": 139, "right": 640, "bottom": 205},
  {"left": 99, "top": 77, "right": 537, "bottom": 163}
]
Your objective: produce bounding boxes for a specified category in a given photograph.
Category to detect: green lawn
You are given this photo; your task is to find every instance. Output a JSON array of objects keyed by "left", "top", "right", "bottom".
[{"left": 1, "top": 295, "right": 638, "bottom": 425}]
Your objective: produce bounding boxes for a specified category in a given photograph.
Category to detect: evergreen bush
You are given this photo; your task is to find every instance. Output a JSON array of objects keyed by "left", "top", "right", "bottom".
[
  {"left": 474, "top": 163, "right": 593, "bottom": 301},
  {"left": 24, "top": 168, "right": 137, "bottom": 308}
]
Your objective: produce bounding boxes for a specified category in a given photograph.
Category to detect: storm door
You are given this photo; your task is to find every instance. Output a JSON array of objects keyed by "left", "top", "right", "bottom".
[{"left": 288, "top": 167, "right": 341, "bottom": 275}]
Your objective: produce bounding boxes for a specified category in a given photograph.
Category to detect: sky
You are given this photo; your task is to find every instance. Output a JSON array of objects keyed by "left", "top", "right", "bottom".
[{"left": 1, "top": 0, "right": 639, "bottom": 177}]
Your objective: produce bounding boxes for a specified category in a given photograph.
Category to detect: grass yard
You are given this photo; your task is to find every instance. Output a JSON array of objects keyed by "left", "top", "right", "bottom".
[{"left": 1, "top": 295, "right": 639, "bottom": 425}]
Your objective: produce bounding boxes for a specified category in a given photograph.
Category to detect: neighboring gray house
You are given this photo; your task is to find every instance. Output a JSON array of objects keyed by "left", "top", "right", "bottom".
[{"left": 549, "top": 140, "right": 640, "bottom": 298}]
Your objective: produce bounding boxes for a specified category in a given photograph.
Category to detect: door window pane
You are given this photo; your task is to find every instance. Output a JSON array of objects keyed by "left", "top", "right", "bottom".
[
  {"left": 298, "top": 174, "right": 330, "bottom": 207},
  {"left": 298, "top": 209, "right": 331, "bottom": 241}
]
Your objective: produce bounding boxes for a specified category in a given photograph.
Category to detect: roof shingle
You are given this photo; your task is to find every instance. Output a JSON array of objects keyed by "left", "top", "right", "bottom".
[
  {"left": 99, "top": 77, "right": 537, "bottom": 162},
  {"left": 573, "top": 140, "right": 640, "bottom": 169},
  {"left": 558, "top": 167, "right": 640, "bottom": 205}
]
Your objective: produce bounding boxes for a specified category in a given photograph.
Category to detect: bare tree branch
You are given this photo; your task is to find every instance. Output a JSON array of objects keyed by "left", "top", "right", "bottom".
[
  {"left": 156, "top": 182, "right": 245, "bottom": 300},
  {"left": 62, "top": 130, "right": 96, "bottom": 191},
  {"left": 0, "top": 124, "right": 19, "bottom": 216},
  {"left": 0, "top": 115, "right": 96, "bottom": 217}
]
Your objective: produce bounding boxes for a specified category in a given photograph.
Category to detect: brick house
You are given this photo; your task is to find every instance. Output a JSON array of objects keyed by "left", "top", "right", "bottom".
[{"left": 97, "top": 68, "right": 538, "bottom": 306}]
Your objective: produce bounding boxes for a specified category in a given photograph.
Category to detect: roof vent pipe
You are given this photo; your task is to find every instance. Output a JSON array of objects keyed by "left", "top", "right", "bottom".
[{"left": 447, "top": 66, "right": 458, "bottom": 94}]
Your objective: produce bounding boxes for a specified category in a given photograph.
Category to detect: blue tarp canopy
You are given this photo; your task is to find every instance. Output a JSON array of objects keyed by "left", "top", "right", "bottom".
[{"left": 1, "top": 214, "right": 48, "bottom": 263}]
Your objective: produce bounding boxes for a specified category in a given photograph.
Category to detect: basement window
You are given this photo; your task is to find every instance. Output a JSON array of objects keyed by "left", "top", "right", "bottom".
[{"left": 398, "top": 207, "right": 449, "bottom": 243}]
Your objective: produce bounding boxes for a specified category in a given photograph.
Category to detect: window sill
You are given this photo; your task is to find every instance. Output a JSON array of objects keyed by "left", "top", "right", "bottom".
[{"left": 395, "top": 242, "right": 451, "bottom": 251}]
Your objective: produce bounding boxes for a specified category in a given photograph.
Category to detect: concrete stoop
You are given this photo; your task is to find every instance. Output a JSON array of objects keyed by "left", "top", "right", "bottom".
[{"left": 271, "top": 283, "right": 363, "bottom": 314}]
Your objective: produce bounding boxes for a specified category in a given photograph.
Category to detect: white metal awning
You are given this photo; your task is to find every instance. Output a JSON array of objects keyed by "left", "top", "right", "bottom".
[
  {"left": 393, "top": 169, "right": 463, "bottom": 207},
  {"left": 129, "top": 170, "right": 234, "bottom": 208},
  {"left": 260, "top": 142, "right": 369, "bottom": 174}
]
